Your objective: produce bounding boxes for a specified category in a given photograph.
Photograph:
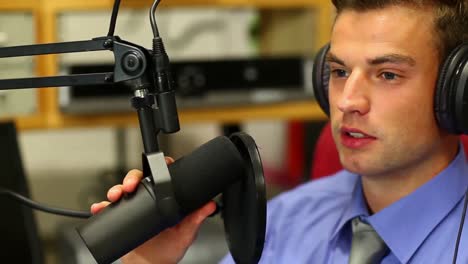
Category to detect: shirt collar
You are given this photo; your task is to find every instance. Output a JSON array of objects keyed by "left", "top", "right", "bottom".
[
  {"left": 331, "top": 145, "right": 468, "bottom": 263},
  {"left": 330, "top": 173, "right": 368, "bottom": 240}
]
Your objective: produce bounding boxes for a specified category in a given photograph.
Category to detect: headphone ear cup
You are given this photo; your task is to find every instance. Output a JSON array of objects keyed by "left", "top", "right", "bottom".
[
  {"left": 312, "top": 43, "right": 331, "bottom": 116},
  {"left": 435, "top": 44, "right": 468, "bottom": 134}
]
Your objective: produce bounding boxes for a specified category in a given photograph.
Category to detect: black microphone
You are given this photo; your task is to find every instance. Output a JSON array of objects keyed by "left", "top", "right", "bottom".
[
  {"left": 76, "top": 135, "right": 248, "bottom": 264},
  {"left": 169, "top": 135, "right": 246, "bottom": 212}
]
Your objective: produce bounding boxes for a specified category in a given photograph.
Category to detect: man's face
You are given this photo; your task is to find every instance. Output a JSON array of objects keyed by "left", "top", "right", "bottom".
[{"left": 328, "top": 5, "right": 445, "bottom": 178}]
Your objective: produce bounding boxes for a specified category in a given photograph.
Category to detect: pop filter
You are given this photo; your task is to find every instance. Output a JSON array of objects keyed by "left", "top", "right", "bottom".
[{"left": 223, "top": 132, "right": 266, "bottom": 263}]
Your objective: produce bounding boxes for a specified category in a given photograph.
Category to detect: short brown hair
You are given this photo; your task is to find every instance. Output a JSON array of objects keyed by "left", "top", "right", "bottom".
[{"left": 331, "top": 0, "right": 468, "bottom": 61}]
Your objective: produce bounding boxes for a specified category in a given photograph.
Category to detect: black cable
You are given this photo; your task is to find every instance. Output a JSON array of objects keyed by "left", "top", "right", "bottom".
[
  {"left": 107, "top": 0, "right": 122, "bottom": 37},
  {"left": 0, "top": 187, "right": 91, "bottom": 219},
  {"left": 150, "top": 0, "right": 162, "bottom": 37},
  {"left": 452, "top": 188, "right": 468, "bottom": 264}
]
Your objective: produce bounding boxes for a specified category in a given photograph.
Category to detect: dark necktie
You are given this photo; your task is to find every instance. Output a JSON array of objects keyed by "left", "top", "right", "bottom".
[{"left": 348, "top": 218, "right": 389, "bottom": 264}]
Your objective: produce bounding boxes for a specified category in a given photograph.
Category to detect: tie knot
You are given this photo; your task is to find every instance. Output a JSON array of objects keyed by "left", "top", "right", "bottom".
[
  {"left": 349, "top": 218, "right": 389, "bottom": 264},
  {"left": 352, "top": 218, "right": 377, "bottom": 234}
]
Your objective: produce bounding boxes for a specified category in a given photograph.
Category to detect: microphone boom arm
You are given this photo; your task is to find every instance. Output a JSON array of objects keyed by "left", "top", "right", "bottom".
[
  {"left": 0, "top": 34, "right": 181, "bottom": 183},
  {"left": 0, "top": 36, "right": 147, "bottom": 89}
]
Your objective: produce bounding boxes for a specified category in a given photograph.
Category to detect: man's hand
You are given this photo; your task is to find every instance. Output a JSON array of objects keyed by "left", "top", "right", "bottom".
[{"left": 90, "top": 157, "right": 217, "bottom": 264}]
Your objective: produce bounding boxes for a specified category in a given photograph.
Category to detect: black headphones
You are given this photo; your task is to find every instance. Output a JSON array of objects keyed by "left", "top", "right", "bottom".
[{"left": 312, "top": 43, "right": 468, "bottom": 134}]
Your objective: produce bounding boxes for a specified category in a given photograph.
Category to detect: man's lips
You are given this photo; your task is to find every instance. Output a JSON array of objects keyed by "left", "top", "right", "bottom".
[
  {"left": 340, "top": 127, "right": 376, "bottom": 138},
  {"left": 339, "top": 127, "right": 377, "bottom": 149}
]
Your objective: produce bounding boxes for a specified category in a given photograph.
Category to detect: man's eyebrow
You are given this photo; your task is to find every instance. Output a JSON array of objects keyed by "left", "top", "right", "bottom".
[
  {"left": 324, "top": 52, "right": 416, "bottom": 67},
  {"left": 325, "top": 52, "right": 346, "bottom": 66},
  {"left": 368, "top": 54, "right": 416, "bottom": 66}
]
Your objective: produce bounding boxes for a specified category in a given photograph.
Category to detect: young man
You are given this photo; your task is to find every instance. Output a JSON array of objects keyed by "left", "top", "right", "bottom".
[{"left": 92, "top": 1, "right": 468, "bottom": 263}]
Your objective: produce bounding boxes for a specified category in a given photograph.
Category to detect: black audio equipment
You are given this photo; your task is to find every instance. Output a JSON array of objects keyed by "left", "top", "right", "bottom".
[{"left": 61, "top": 56, "right": 314, "bottom": 113}]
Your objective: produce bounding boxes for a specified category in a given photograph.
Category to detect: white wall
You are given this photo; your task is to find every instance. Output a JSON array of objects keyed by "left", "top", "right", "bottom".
[{"left": 0, "top": 12, "right": 36, "bottom": 116}]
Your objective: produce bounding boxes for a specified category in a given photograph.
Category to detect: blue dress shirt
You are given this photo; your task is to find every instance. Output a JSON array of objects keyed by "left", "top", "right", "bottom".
[{"left": 220, "top": 148, "right": 468, "bottom": 263}]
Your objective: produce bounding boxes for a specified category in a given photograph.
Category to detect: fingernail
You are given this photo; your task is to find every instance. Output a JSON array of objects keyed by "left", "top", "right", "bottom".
[
  {"left": 123, "top": 177, "right": 135, "bottom": 186},
  {"left": 109, "top": 189, "right": 120, "bottom": 197}
]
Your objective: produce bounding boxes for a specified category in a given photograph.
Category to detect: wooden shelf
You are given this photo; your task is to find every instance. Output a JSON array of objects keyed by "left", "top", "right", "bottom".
[
  {"left": 178, "top": 100, "right": 327, "bottom": 124},
  {"left": 0, "top": 0, "right": 332, "bottom": 10},
  {"left": 41, "top": 0, "right": 331, "bottom": 10},
  {"left": 7, "top": 100, "right": 327, "bottom": 130},
  {"left": 0, "top": 0, "right": 36, "bottom": 11},
  {"left": 0, "top": 0, "right": 333, "bottom": 130}
]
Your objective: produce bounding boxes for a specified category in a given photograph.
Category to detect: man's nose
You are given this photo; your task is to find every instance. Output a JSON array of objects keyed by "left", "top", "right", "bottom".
[{"left": 336, "top": 71, "right": 370, "bottom": 115}]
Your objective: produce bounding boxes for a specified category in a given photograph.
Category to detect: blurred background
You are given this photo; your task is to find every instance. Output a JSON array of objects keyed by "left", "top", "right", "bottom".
[{"left": 0, "top": 1, "right": 334, "bottom": 263}]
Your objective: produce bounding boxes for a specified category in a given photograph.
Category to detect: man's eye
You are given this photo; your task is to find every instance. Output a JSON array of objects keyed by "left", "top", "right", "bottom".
[
  {"left": 331, "top": 69, "right": 349, "bottom": 78},
  {"left": 381, "top": 72, "right": 399, "bottom": 80}
]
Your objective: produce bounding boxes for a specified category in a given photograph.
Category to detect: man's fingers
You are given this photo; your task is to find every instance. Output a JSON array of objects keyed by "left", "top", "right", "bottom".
[
  {"left": 90, "top": 201, "right": 111, "bottom": 215},
  {"left": 121, "top": 158, "right": 173, "bottom": 193},
  {"left": 165, "top": 156, "right": 175, "bottom": 164},
  {"left": 98, "top": 161, "right": 176, "bottom": 214},
  {"left": 182, "top": 201, "right": 217, "bottom": 228},
  {"left": 122, "top": 169, "right": 143, "bottom": 193},
  {"left": 107, "top": 184, "right": 123, "bottom": 202},
  {"left": 159, "top": 201, "right": 216, "bottom": 250},
  {"left": 195, "top": 201, "right": 217, "bottom": 223}
]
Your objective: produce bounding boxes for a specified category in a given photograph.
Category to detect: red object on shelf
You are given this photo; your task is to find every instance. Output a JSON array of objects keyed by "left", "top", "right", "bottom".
[
  {"left": 310, "top": 122, "right": 342, "bottom": 179},
  {"left": 284, "top": 121, "right": 306, "bottom": 186}
]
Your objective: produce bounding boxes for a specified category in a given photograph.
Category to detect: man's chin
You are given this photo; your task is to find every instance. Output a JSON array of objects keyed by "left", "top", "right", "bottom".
[
  {"left": 341, "top": 160, "right": 374, "bottom": 176},
  {"left": 342, "top": 165, "right": 362, "bottom": 175},
  {"left": 342, "top": 162, "right": 389, "bottom": 178}
]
